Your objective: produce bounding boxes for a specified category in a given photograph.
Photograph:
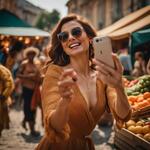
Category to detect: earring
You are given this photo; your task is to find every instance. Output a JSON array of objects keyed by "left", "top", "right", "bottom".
[{"left": 89, "top": 39, "right": 93, "bottom": 44}]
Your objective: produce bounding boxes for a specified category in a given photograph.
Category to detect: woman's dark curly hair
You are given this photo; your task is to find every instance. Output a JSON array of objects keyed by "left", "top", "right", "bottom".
[{"left": 49, "top": 14, "right": 97, "bottom": 66}]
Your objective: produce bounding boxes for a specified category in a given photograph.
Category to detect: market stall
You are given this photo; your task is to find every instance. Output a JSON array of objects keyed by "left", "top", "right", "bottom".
[
  {"left": 115, "top": 75, "right": 150, "bottom": 150},
  {"left": 130, "top": 27, "right": 150, "bottom": 65},
  {"left": 0, "top": 9, "right": 50, "bottom": 52},
  {"left": 97, "top": 6, "right": 150, "bottom": 149}
]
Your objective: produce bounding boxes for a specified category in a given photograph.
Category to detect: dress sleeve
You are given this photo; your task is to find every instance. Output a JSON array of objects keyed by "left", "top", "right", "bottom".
[
  {"left": 41, "top": 65, "right": 70, "bottom": 143},
  {"left": 0, "top": 65, "right": 14, "bottom": 98},
  {"left": 106, "top": 86, "right": 132, "bottom": 129}
]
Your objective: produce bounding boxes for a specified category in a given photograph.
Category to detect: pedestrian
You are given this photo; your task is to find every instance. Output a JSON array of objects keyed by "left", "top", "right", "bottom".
[
  {"left": 33, "top": 54, "right": 47, "bottom": 126},
  {"left": 132, "top": 51, "right": 146, "bottom": 77},
  {"left": 17, "top": 47, "right": 41, "bottom": 137},
  {"left": 0, "top": 64, "right": 14, "bottom": 136},
  {"left": 35, "top": 14, "right": 131, "bottom": 150},
  {"left": 146, "top": 58, "right": 150, "bottom": 75},
  {"left": 118, "top": 48, "right": 132, "bottom": 76}
]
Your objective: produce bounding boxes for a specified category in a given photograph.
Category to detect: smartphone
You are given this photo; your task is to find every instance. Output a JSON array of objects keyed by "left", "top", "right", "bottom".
[{"left": 92, "top": 36, "right": 115, "bottom": 69}]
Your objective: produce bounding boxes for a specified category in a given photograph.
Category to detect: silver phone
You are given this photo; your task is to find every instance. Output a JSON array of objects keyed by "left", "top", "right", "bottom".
[{"left": 93, "top": 36, "right": 115, "bottom": 69}]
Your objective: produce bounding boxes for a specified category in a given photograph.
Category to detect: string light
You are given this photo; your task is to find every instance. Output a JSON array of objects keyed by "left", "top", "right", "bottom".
[
  {"left": 24, "top": 38, "right": 30, "bottom": 44},
  {"left": 35, "top": 36, "right": 40, "bottom": 40},
  {"left": 18, "top": 37, "right": 23, "bottom": 41}
]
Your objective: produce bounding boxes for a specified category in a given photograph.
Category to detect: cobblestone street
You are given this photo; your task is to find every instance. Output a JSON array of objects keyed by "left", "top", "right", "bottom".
[{"left": 0, "top": 106, "right": 117, "bottom": 150}]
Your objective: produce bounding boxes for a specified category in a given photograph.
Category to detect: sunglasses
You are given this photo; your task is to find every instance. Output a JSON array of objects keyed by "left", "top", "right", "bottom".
[{"left": 57, "top": 27, "right": 83, "bottom": 43}]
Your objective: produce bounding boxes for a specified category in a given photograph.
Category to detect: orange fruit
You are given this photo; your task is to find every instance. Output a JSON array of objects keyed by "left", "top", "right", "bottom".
[
  {"left": 146, "top": 98, "right": 150, "bottom": 104},
  {"left": 137, "top": 97, "right": 144, "bottom": 102},
  {"left": 143, "top": 92, "right": 150, "bottom": 99},
  {"left": 138, "top": 101, "right": 149, "bottom": 109},
  {"left": 128, "top": 96, "right": 137, "bottom": 103}
]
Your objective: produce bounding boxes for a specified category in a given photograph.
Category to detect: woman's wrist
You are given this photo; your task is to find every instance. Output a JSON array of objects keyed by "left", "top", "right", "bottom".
[
  {"left": 115, "top": 82, "right": 126, "bottom": 95},
  {"left": 115, "top": 83, "right": 124, "bottom": 90}
]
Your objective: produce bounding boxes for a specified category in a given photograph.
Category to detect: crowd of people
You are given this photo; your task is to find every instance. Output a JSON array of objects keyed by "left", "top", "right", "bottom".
[
  {"left": 0, "top": 43, "right": 47, "bottom": 137},
  {"left": 0, "top": 13, "right": 149, "bottom": 150}
]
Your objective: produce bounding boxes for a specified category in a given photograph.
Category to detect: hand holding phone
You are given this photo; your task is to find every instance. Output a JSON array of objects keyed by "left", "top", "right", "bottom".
[{"left": 92, "top": 36, "right": 115, "bottom": 69}]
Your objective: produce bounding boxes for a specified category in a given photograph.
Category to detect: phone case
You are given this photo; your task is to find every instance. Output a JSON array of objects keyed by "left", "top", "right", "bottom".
[{"left": 93, "top": 36, "right": 114, "bottom": 68}]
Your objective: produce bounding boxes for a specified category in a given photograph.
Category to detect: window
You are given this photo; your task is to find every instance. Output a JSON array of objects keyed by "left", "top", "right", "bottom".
[{"left": 112, "top": 0, "right": 122, "bottom": 23}]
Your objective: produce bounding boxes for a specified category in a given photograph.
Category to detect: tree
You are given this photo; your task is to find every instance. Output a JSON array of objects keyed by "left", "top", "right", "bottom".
[{"left": 36, "top": 9, "right": 60, "bottom": 31}]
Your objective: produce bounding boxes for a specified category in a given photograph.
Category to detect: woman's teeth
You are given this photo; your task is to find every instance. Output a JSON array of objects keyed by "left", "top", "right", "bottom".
[{"left": 69, "top": 43, "right": 80, "bottom": 49}]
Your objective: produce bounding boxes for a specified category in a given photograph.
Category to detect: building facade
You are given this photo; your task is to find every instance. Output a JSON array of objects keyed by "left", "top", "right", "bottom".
[
  {"left": 66, "top": 0, "right": 150, "bottom": 30},
  {"left": 0, "top": 0, "right": 43, "bottom": 25}
]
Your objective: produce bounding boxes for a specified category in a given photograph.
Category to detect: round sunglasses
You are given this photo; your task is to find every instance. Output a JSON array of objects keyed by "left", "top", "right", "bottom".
[{"left": 57, "top": 27, "right": 83, "bottom": 43}]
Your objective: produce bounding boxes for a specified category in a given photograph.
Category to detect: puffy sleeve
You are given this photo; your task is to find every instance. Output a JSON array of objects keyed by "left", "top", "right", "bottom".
[
  {"left": 106, "top": 86, "right": 132, "bottom": 129},
  {"left": 41, "top": 64, "right": 70, "bottom": 143},
  {"left": 0, "top": 65, "right": 14, "bottom": 98}
]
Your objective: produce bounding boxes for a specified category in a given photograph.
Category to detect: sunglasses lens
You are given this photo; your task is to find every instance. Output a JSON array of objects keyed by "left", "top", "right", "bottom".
[
  {"left": 58, "top": 32, "right": 69, "bottom": 42},
  {"left": 72, "top": 27, "right": 82, "bottom": 37}
]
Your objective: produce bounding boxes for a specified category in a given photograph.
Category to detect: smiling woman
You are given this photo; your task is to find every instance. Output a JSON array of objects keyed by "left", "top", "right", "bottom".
[{"left": 35, "top": 14, "right": 131, "bottom": 150}]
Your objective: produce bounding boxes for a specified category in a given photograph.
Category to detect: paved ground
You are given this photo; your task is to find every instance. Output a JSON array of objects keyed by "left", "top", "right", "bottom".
[{"left": 0, "top": 105, "right": 118, "bottom": 150}]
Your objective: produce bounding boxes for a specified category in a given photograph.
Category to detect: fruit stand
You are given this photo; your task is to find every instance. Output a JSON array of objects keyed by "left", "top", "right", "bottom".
[{"left": 114, "top": 75, "right": 150, "bottom": 150}]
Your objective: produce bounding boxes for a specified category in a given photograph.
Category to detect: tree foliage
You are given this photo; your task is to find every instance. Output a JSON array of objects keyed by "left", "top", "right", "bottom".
[{"left": 36, "top": 9, "right": 60, "bottom": 31}]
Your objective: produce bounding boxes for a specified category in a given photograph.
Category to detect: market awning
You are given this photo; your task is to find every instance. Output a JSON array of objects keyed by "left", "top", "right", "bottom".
[
  {"left": 0, "top": 9, "right": 31, "bottom": 27},
  {"left": 131, "top": 27, "right": 150, "bottom": 50},
  {"left": 107, "top": 15, "right": 150, "bottom": 40},
  {"left": 0, "top": 27, "right": 50, "bottom": 37},
  {"left": 0, "top": 9, "right": 50, "bottom": 37},
  {"left": 97, "top": 5, "right": 150, "bottom": 36}
]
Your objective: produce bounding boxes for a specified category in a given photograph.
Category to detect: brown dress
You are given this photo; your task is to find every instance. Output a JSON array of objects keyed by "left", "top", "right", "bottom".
[{"left": 35, "top": 64, "right": 131, "bottom": 150}]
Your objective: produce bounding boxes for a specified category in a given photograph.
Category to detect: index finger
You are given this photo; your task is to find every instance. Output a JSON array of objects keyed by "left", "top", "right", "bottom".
[{"left": 60, "top": 68, "right": 77, "bottom": 81}]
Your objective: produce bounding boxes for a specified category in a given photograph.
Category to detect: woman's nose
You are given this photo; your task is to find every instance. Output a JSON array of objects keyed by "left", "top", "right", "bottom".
[{"left": 68, "top": 33, "right": 75, "bottom": 41}]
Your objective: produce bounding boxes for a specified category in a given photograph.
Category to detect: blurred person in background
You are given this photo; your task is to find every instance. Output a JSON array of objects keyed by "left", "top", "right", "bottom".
[
  {"left": 33, "top": 54, "right": 47, "bottom": 126},
  {"left": 4, "top": 41, "right": 23, "bottom": 71},
  {"left": 17, "top": 47, "right": 41, "bottom": 137},
  {"left": 36, "top": 14, "right": 131, "bottom": 150},
  {"left": 132, "top": 51, "right": 146, "bottom": 77},
  {"left": 0, "top": 46, "right": 8, "bottom": 65},
  {"left": 0, "top": 64, "right": 14, "bottom": 137},
  {"left": 146, "top": 58, "right": 150, "bottom": 74},
  {"left": 118, "top": 47, "right": 132, "bottom": 76},
  {"left": 0, "top": 43, "right": 21, "bottom": 136}
]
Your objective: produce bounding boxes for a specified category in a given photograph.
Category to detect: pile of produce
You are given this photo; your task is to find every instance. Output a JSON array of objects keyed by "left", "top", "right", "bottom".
[
  {"left": 124, "top": 118, "right": 150, "bottom": 142},
  {"left": 123, "top": 78, "right": 138, "bottom": 88},
  {"left": 128, "top": 92, "right": 150, "bottom": 111},
  {"left": 124, "top": 75, "right": 150, "bottom": 96},
  {"left": 118, "top": 75, "right": 150, "bottom": 148}
]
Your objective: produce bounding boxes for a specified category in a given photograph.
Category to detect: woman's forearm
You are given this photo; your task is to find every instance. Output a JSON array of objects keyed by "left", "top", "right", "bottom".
[
  {"left": 50, "top": 98, "right": 70, "bottom": 132},
  {"left": 115, "top": 86, "right": 131, "bottom": 119}
]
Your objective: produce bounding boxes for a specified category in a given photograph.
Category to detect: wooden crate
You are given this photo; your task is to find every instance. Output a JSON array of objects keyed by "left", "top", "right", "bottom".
[{"left": 114, "top": 128, "right": 150, "bottom": 150}]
